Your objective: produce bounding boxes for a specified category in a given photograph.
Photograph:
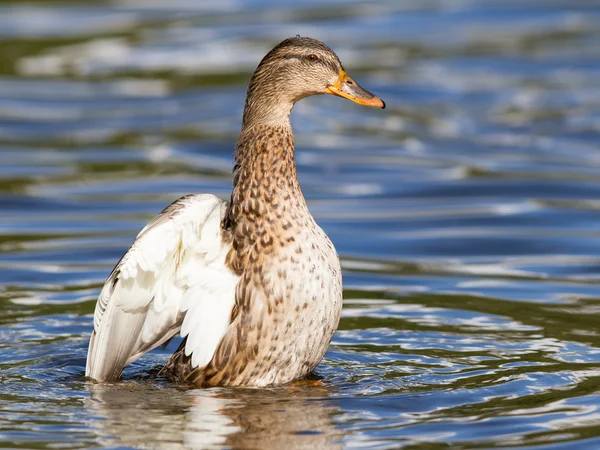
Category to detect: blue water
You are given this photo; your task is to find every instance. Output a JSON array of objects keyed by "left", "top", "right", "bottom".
[{"left": 2, "top": 0, "right": 600, "bottom": 448}]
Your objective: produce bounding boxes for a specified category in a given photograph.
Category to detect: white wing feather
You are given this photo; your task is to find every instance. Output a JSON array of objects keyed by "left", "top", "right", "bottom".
[{"left": 85, "top": 194, "right": 239, "bottom": 382}]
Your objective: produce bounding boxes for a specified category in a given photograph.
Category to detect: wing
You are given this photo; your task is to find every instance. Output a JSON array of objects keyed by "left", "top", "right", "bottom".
[{"left": 85, "top": 193, "right": 239, "bottom": 382}]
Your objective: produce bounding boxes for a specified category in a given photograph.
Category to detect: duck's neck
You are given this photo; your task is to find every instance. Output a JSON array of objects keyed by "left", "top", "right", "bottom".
[
  {"left": 226, "top": 122, "right": 308, "bottom": 229},
  {"left": 240, "top": 68, "right": 296, "bottom": 129},
  {"left": 225, "top": 122, "right": 312, "bottom": 273}
]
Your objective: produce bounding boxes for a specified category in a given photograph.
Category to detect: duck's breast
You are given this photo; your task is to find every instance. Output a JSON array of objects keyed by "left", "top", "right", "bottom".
[{"left": 202, "top": 221, "right": 342, "bottom": 387}]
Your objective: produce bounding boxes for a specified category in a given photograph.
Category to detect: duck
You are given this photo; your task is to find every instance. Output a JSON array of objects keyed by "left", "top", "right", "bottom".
[{"left": 85, "top": 36, "right": 385, "bottom": 387}]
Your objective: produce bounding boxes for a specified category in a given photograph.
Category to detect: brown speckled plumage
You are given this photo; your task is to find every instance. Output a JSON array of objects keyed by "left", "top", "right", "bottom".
[
  {"left": 157, "top": 36, "right": 384, "bottom": 387},
  {"left": 161, "top": 121, "right": 343, "bottom": 386}
]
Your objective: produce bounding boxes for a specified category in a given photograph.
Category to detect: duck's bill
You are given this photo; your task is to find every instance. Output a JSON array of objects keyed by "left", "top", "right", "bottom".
[{"left": 326, "top": 69, "right": 385, "bottom": 109}]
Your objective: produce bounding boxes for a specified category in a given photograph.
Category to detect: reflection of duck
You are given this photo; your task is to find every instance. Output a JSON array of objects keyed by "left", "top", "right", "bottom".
[
  {"left": 85, "top": 36, "right": 385, "bottom": 387},
  {"left": 88, "top": 383, "right": 344, "bottom": 449}
]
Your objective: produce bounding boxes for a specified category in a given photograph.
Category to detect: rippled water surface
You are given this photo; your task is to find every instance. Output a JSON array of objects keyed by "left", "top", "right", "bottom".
[{"left": 2, "top": 0, "right": 600, "bottom": 448}]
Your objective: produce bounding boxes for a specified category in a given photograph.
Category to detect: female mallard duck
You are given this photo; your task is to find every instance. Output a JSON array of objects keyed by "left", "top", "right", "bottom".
[{"left": 85, "top": 36, "right": 384, "bottom": 387}]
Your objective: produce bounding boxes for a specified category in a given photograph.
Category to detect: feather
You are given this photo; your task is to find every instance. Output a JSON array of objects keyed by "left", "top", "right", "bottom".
[{"left": 85, "top": 194, "right": 239, "bottom": 382}]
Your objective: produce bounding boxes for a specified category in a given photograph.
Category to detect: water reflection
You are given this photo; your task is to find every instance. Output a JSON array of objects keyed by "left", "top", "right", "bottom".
[{"left": 88, "top": 383, "right": 343, "bottom": 449}]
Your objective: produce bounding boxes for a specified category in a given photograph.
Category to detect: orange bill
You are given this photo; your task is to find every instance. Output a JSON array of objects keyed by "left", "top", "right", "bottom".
[{"left": 326, "top": 69, "right": 385, "bottom": 109}]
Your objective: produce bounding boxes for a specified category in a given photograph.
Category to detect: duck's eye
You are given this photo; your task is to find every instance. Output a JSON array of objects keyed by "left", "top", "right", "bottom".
[{"left": 307, "top": 54, "right": 319, "bottom": 62}]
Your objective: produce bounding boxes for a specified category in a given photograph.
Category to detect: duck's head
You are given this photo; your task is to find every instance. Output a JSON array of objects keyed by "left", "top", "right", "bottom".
[{"left": 243, "top": 36, "right": 384, "bottom": 126}]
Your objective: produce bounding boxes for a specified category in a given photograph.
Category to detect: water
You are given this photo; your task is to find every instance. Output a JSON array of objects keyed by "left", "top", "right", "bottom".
[{"left": 1, "top": 0, "right": 600, "bottom": 448}]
